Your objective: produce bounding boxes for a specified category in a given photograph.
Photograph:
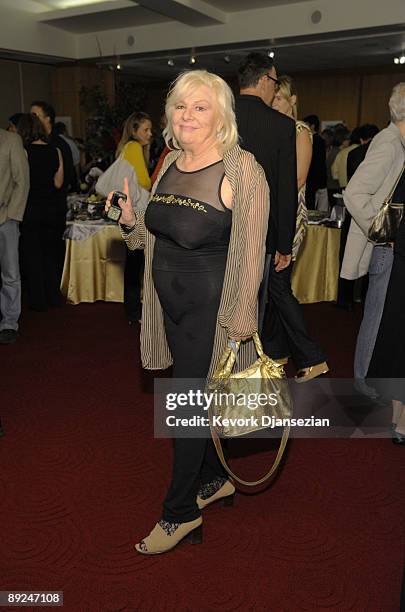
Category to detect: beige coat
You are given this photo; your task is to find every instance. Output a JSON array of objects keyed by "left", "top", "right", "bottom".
[
  {"left": 341, "top": 123, "right": 405, "bottom": 280},
  {"left": 0, "top": 128, "right": 29, "bottom": 226},
  {"left": 122, "top": 144, "right": 270, "bottom": 378}
]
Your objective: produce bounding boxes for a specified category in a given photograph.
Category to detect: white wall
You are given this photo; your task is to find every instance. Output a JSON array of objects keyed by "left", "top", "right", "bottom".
[{"left": 0, "top": 6, "right": 77, "bottom": 59}]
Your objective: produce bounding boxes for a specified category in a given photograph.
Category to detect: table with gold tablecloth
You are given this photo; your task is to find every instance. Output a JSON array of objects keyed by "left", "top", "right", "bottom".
[
  {"left": 61, "top": 222, "right": 340, "bottom": 306},
  {"left": 291, "top": 224, "right": 341, "bottom": 304},
  {"left": 61, "top": 224, "right": 125, "bottom": 304}
]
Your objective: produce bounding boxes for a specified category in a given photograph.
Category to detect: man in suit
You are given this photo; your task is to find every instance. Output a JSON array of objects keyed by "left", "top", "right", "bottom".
[
  {"left": 342, "top": 84, "right": 405, "bottom": 385},
  {"left": 0, "top": 128, "right": 29, "bottom": 344},
  {"left": 235, "top": 53, "right": 327, "bottom": 381}
]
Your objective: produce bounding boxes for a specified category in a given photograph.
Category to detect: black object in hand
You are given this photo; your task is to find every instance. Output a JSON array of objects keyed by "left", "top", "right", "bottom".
[{"left": 107, "top": 190, "right": 127, "bottom": 222}]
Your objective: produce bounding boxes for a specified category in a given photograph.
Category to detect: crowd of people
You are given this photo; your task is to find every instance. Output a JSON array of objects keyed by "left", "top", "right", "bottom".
[{"left": 1, "top": 52, "right": 404, "bottom": 552}]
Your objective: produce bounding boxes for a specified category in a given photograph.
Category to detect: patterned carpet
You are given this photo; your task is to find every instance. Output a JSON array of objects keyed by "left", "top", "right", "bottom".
[{"left": 0, "top": 302, "right": 404, "bottom": 611}]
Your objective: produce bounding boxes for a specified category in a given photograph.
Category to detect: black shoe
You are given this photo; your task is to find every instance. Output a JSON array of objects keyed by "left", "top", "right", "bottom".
[
  {"left": 0, "top": 329, "right": 18, "bottom": 344},
  {"left": 392, "top": 429, "right": 405, "bottom": 445}
]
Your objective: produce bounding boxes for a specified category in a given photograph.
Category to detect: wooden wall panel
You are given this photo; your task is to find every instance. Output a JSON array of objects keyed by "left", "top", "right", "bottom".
[
  {"left": 360, "top": 71, "right": 405, "bottom": 129},
  {"left": 51, "top": 66, "right": 114, "bottom": 137},
  {"left": 291, "top": 73, "right": 362, "bottom": 128}
]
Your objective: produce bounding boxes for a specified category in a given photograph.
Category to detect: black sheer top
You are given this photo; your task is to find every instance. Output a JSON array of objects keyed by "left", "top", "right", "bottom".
[{"left": 145, "top": 159, "right": 232, "bottom": 251}]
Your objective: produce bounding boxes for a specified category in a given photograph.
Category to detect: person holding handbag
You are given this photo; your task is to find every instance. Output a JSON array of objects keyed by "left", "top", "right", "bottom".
[
  {"left": 341, "top": 83, "right": 405, "bottom": 392},
  {"left": 106, "top": 70, "right": 269, "bottom": 555},
  {"left": 367, "top": 86, "right": 405, "bottom": 444},
  {"left": 116, "top": 112, "right": 153, "bottom": 324}
]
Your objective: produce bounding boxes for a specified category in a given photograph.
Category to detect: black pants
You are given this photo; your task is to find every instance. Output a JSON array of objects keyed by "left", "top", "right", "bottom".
[
  {"left": 20, "top": 219, "right": 65, "bottom": 309},
  {"left": 153, "top": 244, "right": 228, "bottom": 523},
  {"left": 261, "top": 258, "right": 325, "bottom": 369},
  {"left": 124, "top": 247, "right": 144, "bottom": 322}
]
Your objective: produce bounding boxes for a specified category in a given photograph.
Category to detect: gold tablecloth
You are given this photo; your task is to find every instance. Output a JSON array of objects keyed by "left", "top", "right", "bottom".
[
  {"left": 61, "top": 222, "right": 340, "bottom": 306},
  {"left": 61, "top": 225, "right": 126, "bottom": 304},
  {"left": 291, "top": 224, "right": 341, "bottom": 304}
]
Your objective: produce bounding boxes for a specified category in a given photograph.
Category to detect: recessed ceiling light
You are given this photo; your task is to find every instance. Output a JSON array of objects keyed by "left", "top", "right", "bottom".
[
  {"left": 116, "top": 64, "right": 121, "bottom": 70},
  {"left": 268, "top": 50, "right": 275, "bottom": 58},
  {"left": 224, "top": 55, "right": 230, "bottom": 63},
  {"left": 167, "top": 59, "right": 174, "bottom": 66},
  {"left": 394, "top": 57, "right": 400, "bottom": 64},
  {"left": 400, "top": 55, "right": 405, "bottom": 64},
  {"left": 189, "top": 55, "right": 196, "bottom": 65}
]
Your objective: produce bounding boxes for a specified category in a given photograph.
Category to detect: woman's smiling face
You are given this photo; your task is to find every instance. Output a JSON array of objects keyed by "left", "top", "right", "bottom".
[{"left": 171, "top": 85, "right": 222, "bottom": 151}]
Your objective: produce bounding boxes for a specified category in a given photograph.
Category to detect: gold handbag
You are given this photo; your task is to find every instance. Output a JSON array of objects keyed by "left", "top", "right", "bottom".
[
  {"left": 368, "top": 163, "right": 405, "bottom": 244},
  {"left": 207, "top": 333, "right": 292, "bottom": 487}
]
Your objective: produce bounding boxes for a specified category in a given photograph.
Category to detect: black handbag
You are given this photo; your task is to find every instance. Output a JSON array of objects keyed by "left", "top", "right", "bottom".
[{"left": 368, "top": 164, "right": 405, "bottom": 244}]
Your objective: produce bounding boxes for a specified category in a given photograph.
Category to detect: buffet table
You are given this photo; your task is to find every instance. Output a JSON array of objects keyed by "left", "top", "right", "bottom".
[
  {"left": 61, "top": 222, "right": 125, "bottom": 305},
  {"left": 61, "top": 221, "right": 341, "bottom": 305},
  {"left": 291, "top": 224, "right": 341, "bottom": 303}
]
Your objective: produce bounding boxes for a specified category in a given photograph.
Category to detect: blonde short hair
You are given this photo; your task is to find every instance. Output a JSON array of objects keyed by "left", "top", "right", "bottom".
[
  {"left": 163, "top": 69, "right": 238, "bottom": 152},
  {"left": 276, "top": 75, "right": 298, "bottom": 120}
]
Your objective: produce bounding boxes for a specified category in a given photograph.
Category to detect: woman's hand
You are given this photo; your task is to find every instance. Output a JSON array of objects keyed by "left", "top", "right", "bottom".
[{"left": 105, "top": 177, "right": 136, "bottom": 228}]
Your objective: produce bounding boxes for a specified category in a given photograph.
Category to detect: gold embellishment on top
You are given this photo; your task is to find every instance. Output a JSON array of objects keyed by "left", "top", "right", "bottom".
[{"left": 151, "top": 193, "right": 208, "bottom": 213}]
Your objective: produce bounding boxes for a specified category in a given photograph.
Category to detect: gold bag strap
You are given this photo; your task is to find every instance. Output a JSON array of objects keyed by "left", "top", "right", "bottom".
[
  {"left": 210, "top": 423, "right": 290, "bottom": 487},
  {"left": 210, "top": 332, "right": 290, "bottom": 487}
]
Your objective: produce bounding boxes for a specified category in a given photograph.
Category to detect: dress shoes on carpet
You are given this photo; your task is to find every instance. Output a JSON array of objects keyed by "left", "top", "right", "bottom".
[
  {"left": 295, "top": 361, "right": 329, "bottom": 383},
  {"left": 392, "top": 429, "right": 405, "bottom": 445},
  {"left": 0, "top": 329, "right": 18, "bottom": 345},
  {"left": 135, "top": 517, "right": 202, "bottom": 555},
  {"left": 197, "top": 478, "right": 235, "bottom": 510}
]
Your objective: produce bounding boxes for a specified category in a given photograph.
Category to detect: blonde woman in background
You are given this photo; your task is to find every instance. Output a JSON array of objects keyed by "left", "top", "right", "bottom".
[
  {"left": 116, "top": 112, "right": 153, "bottom": 323},
  {"left": 272, "top": 76, "right": 312, "bottom": 259},
  {"left": 269, "top": 75, "right": 329, "bottom": 379}
]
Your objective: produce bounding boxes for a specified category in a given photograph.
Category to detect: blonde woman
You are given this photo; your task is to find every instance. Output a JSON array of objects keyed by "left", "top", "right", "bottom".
[
  {"left": 117, "top": 112, "right": 153, "bottom": 323},
  {"left": 106, "top": 70, "right": 269, "bottom": 554},
  {"left": 269, "top": 75, "right": 329, "bottom": 379},
  {"left": 272, "top": 76, "right": 312, "bottom": 259},
  {"left": 116, "top": 111, "right": 152, "bottom": 190}
]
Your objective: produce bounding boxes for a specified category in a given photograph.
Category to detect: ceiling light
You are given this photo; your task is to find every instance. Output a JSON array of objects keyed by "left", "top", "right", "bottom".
[
  {"left": 394, "top": 57, "right": 400, "bottom": 64},
  {"left": 189, "top": 55, "right": 196, "bottom": 65},
  {"left": 268, "top": 50, "right": 275, "bottom": 58},
  {"left": 116, "top": 64, "right": 121, "bottom": 70},
  {"left": 400, "top": 55, "right": 405, "bottom": 64},
  {"left": 167, "top": 59, "right": 174, "bottom": 66},
  {"left": 224, "top": 55, "right": 230, "bottom": 63}
]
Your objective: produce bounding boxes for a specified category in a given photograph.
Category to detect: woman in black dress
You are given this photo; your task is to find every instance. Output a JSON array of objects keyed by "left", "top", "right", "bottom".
[
  {"left": 368, "top": 165, "right": 405, "bottom": 444},
  {"left": 18, "top": 113, "right": 64, "bottom": 310},
  {"left": 106, "top": 70, "right": 269, "bottom": 554}
]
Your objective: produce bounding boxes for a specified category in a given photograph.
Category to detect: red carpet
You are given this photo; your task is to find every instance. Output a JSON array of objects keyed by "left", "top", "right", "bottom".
[{"left": 0, "top": 302, "right": 404, "bottom": 611}]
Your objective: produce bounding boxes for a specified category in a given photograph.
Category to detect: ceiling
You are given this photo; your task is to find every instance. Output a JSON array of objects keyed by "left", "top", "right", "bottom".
[
  {"left": 93, "top": 28, "right": 405, "bottom": 80},
  {"left": 0, "top": 0, "right": 404, "bottom": 77}
]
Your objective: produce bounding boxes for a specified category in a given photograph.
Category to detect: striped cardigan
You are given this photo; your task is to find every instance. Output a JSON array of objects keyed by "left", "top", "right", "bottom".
[{"left": 121, "top": 143, "right": 270, "bottom": 378}]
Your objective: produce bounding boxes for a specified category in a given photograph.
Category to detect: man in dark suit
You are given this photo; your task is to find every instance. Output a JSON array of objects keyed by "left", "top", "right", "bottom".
[{"left": 235, "top": 53, "right": 327, "bottom": 381}]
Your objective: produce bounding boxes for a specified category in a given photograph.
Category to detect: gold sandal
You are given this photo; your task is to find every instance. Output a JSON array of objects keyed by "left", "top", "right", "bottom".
[
  {"left": 135, "top": 517, "right": 202, "bottom": 555},
  {"left": 295, "top": 361, "right": 329, "bottom": 383}
]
